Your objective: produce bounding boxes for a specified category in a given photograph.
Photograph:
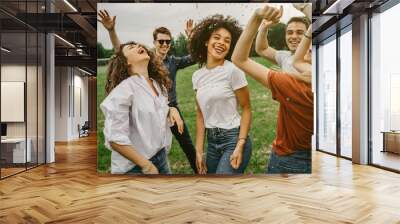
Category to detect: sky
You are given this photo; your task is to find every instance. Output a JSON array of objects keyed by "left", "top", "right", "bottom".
[{"left": 97, "top": 3, "right": 307, "bottom": 49}]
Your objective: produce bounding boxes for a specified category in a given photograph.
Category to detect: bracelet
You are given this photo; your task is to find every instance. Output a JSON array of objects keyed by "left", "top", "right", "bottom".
[{"left": 304, "top": 33, "right": 312, "bottom": 39}]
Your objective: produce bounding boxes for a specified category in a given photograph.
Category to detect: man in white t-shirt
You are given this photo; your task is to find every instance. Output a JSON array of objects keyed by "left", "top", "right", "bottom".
[{"left": 255, "top": 3, "right": 311, "bottom": 74}]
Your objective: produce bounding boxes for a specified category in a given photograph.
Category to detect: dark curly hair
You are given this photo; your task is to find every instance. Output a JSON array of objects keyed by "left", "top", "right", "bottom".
[
  {"left": 188, "top": 14, "right": 242, "bottom": 67},
  {"left": 105, "top": 41, "right": 171, "bottom": 95}
]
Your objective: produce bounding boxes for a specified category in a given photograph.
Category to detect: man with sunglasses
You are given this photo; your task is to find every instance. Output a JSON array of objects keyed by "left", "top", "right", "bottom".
[{"left": 98, "top": 10, "right": 198, "bottom": 173}]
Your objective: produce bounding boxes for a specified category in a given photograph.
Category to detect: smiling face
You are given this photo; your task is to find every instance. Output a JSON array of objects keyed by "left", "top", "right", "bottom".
[
  {"left": 121, "top": 43, "right": 150, "bottom": 66},
  {"left": 286, "top": 21, "right": 307, "bottom": 52},
  {"left": 206, "top": 27, "right": 232, "bottom": 61},
  {"left": 154, "top": 33, "right": 171, "bottom": 56}
]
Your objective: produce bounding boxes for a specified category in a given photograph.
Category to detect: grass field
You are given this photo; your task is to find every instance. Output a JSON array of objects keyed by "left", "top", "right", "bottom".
[{"left": 97, "top": 57, "right": 279, "bottom": 174}]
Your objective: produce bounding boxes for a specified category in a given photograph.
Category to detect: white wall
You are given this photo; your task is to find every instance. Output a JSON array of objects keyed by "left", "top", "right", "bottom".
[
  {"left": 54, "top": 66, "right": 69, "bottom": 141},
  {"left": 54, "top": 67, "right": 89, "bottom": 141}
]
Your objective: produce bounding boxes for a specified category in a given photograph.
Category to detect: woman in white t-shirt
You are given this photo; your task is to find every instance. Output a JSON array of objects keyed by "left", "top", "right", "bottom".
[
  {"left": 188, "top": 15, "right": 252, "bottom": 174},
  {"left": 100, "top": 41, "right": 184, "bottom": 174}
]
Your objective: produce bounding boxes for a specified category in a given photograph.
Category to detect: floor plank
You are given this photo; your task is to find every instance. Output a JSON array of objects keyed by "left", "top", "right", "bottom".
[{"left": 0, "top": 135, "right": 399, "bottom": 223}]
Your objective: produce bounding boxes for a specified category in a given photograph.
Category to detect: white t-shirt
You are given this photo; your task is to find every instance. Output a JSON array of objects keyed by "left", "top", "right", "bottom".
[
  {"left": 101, "top": 75, "right": 172, "bottom": 174},
  {"left": 192, "top": 60, "right": 247, "bottom": 129},
  {"left": 275, "top": 50, "right": 299, "bottom": 74}
]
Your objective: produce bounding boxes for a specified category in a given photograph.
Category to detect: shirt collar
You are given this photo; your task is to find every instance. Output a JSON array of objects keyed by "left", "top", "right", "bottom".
[{"left": 134, "top": 75, "right": 162, "bottom": 98}]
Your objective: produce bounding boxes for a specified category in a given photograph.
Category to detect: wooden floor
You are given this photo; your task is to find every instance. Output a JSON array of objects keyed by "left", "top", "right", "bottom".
[
  {"left": 0, "top": 135, "right": 400, "bottom": 223},
  {"left": 372, "top": 150, "right": 400, "bottom": 171}
]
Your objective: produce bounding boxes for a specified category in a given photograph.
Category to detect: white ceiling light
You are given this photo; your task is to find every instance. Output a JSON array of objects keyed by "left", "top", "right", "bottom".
[
  {"left": 78, "top": 67, "right": 92, "bottom": 76},
  {"left": 63, "top": 0, "right": 78, "bottom": 12},
  {"left": 54, "top": 34, "right": 75, "bottom": 48},
  {"left": 1, "top": 47, "right": 11, "bottom": 53}
]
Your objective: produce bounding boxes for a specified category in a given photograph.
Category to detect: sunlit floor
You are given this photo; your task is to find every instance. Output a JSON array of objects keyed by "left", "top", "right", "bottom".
[
  {"left": 0, "top": 135, "right": 399, "bottom": 223},
  {"left": 0, "top": 162, "right": 44, "bottom": 179},
  {"left": 372, "top": 150, "right": 400, "bottom": 171}
]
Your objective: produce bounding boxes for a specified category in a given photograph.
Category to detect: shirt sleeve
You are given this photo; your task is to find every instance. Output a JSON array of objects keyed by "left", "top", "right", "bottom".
[
  {"left": 230, "top": 65, "right": 248, "bottom": 90},
  {"left": 267, "top": 70, "right": 311, "bottom": 105},
  {"left": 275, "top": 50, "right": 289, "bottom": 68},
  {"left": 100, "top": 81, "right": 133, "bottom": 151},
  {"left": 175, "top": 54, "right": 195, "bottom": 70}
]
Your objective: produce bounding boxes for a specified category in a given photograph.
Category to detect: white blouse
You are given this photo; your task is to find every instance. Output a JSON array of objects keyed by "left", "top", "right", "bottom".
[
  {"left": 192, "top": 60, "right": 248, "bottom": 129},
  {"left": 100, "top": 75, "right": 172, "bottom": 174}
]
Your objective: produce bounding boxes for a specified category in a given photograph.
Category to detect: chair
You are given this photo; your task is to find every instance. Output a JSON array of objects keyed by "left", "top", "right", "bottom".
[{"left": 79, "top": 121, "right": 90, "bottom": 138}]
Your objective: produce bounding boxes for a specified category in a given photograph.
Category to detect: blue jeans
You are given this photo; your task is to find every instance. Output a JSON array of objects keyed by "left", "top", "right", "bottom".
[
  {"left": 127, "top": 148, "right": 171, "bottom": 174},
  {"left": 266, "top": 149, "right": 311, "bottom": 174},
  {"left": 206, "top": 127, "right": 252, "bottom": 174}
]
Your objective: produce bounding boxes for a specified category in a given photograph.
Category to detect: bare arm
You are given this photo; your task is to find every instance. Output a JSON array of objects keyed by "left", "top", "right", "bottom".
[
  {"left": 292, "top": 26, "right": 312, "bottom": 74},
  {"left": 110, "top": 142, "right": 158, "bottom": 174},
  {"left": 236, "top": 87, "right": 252, "bottom": 142},
  {"left": 108, "top": 29, "right": 121, "bottom": 51},
  {"left": 233, "top": 7, "right": 283, "bottom": 89},
  {"left": 254, "top": 5, "right": 282, "bottom": 64},
  {"left": 98, "top": 9, "right": 121, "bottom": 51},
  {"left": 255, "top": 21, "right": 277, "bottom": 63},
  {"left": 195, "top": 97, "right": 207, "bottom": 174},
  {"left": 230, "top": 86, "right": 252, "bottom": 169}
]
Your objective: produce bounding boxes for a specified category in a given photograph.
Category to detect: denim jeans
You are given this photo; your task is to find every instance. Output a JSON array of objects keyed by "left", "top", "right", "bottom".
[
  {"left": 170, "top": 105, "right": 197, "bottom": 173},
  {"left": 206, "top": 127, "right": 252, "bottom": 174},
  {"left": 266, "top": 149, "right": 311, "bottom": 174},
  {"left": 127, "top": 148, "right": 171, "bottom": 174}
]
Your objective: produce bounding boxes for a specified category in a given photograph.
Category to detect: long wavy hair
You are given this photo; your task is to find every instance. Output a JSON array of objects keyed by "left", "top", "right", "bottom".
[
  {"left": 188, "top": 14, "right": 242, "bottom": 67},
  {"left": 105, "top": 41, "right": 171, "bottom": 95}
]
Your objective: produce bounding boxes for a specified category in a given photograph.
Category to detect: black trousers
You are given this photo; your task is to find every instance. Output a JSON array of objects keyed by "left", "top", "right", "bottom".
[{"left": 170, "top": 105, "right": 198, "bottom": 173}]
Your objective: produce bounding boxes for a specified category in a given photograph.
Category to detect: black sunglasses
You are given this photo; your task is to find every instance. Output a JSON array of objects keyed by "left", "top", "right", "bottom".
[{"left": 157, "top": 39, "right": 171, "bottom": 45}]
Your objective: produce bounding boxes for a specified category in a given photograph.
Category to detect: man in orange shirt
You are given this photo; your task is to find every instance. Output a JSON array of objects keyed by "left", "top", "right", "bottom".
[{"left": 232, "top": 5, "right": 313, "bottom": 173}]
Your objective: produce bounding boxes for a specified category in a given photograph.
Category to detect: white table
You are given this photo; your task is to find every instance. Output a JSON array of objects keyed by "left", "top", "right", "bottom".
[{"left": 1, "top": 138, "right": 32, "bottom": 163}]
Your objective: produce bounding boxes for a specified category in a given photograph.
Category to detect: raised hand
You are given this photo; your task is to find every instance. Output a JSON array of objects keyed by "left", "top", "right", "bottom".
[
  {"left": 185, "top": 19, "right": 194, "bottom": 38},
  {"left": 292, "top": 3, "right": 311, "bottom": 19},
  {"left": 256, "top": 5, "right": 283, "bottom": 23},
  {"left": 98, "top": 9, "right": 116, "bottom": 31},
  {"left": 259, "top": 18, "right": 278, "bottom": 31}
]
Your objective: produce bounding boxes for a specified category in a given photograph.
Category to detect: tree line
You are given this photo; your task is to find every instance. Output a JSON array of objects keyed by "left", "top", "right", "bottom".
[{"left": 97, "top": 22, "right": 288, "bottom": 59}]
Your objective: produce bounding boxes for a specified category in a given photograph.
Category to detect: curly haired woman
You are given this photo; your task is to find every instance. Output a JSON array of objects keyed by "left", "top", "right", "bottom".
[
  {"left": 100, "top": 41, "right": 184, "bottom": 174},
  {"left": 188, "top": 14, "right": 252, "bottom": 174}
]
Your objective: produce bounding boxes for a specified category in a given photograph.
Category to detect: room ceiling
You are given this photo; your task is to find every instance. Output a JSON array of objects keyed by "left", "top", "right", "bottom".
[
  {"left": 0, "top": 0, "right": 98, "bottom": 75},
  {"left": 311, "top": 0, "right": 390, "bottom": 43}
]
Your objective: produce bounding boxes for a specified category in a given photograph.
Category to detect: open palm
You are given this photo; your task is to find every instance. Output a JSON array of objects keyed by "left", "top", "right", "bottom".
[
  {"left": 185, "top": 19, "right": 194, "bottom": 38},
  {"left": 97, "top": 9, "right": 116, "bottom": 31}
]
